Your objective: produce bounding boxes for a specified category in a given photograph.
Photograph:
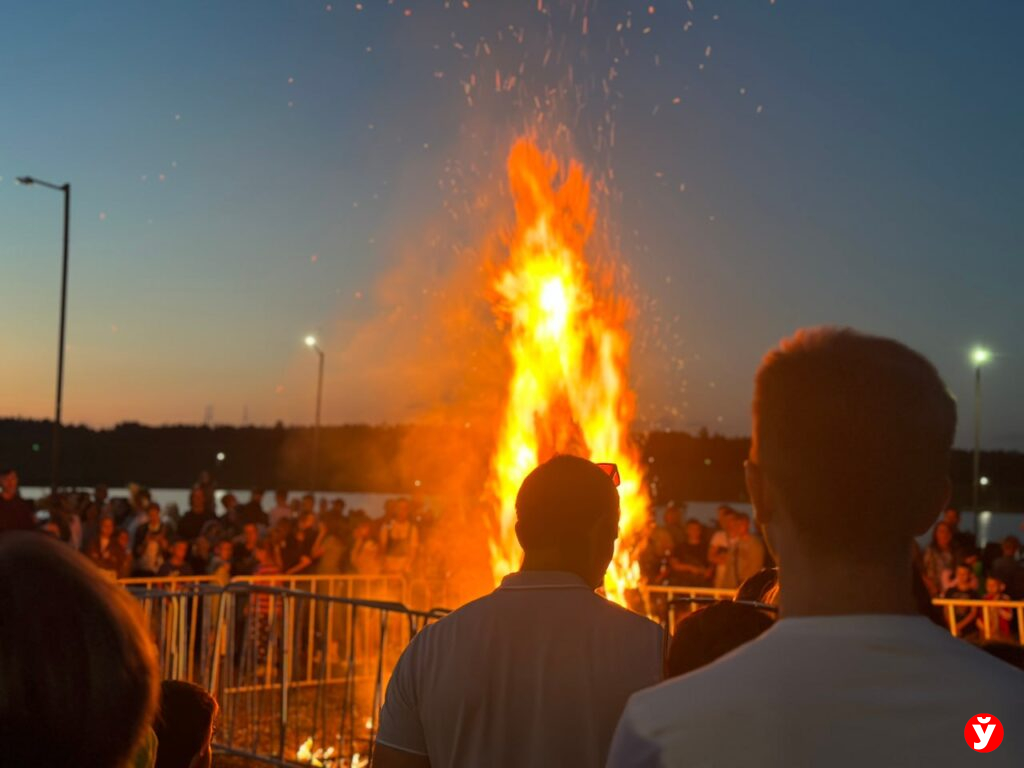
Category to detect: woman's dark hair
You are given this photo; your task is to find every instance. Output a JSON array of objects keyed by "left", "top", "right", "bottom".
[
  {"left": 0, "top": 532, "right": 159, "bottom": 768},
  {"left": 154, "top": 680, "right": 219, "bottom": 768},
  {"left": 667, "top": 602, "right": 774, "bottom": 678},
  {"left": 929, "top": 521, "right": 953, "bottom": 549},
  {"left": 735, "top": 567, "right": 778, "bottom": 604}
]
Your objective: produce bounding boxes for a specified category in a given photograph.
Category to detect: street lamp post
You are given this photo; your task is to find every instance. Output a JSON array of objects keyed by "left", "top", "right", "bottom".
[
  {"left": 17, "top": 176, "right": 71, "bottom": 499},
  {"left": 970, "top": 346, "right": 991, "bottom": 528},
  {"left": 305, "top": 335, "right": 325, "bottom": 490}
]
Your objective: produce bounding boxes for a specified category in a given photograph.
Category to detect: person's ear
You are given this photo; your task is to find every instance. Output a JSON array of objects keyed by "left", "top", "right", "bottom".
[
  {"left": 745, "top": 460, "right": 773, "bottom": 528},
  {"left": 910, "top": 475, "right": 951, "bottom": 536}
]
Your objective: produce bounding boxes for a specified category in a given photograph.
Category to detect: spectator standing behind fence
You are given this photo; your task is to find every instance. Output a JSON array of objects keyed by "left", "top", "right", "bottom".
[
  {"left": 177, "top": 487, "right": 212, "bottom": 542},
  {"left": 238, "top": 488, "right": 268, "bottom": 527},
  {"left": 992, "top": 536, "right": 1024, "bottom": 598},
  {"left": 668, "top": 518, "right": 711, "bottom": 586},
  {"left": 314, "top": 507, "right": 348, "bottom": 574},
  {"left": 717, "top": 511, "right": 765, "bottom": 589},
  {"left": 282, "top": 510, "right": 318, "bottom": 574},
  {"left": 609, "top": 328, "right": 1024, "bottom": 767},
  {"left": 923, "top": 521, "right": 957, "bottom": 597},
  {"left": 232, "top": 522, "right": 260, "bottom": 575},
  {"left": 381, "top": 498, "right": 419, "bottom": 574},
  {"left": 0, "top": 468, "right": 35, "bottom": 535},
  {"left": 979, "top": 575, "right": 1014, "bottom": 641},
  {"left": 159, "top": 539, "right": 195, "bottom": 577},
  {"left": 708, "top": 505, "right": 736, "bottom": 588},
  {"left": 85, "top": 514, "right": 131, "bottom": 578},
  {"left": 942, "top": 507, "right": 977, "bottom": 555},
  {"left": 0, "top": 533, "right": 159, "bottom": 768},
  {"left": 133, "top": 503, "right": 169, "bottom": 576},
  {"left": 944, "top": 563, "right": 980, "bottom": 639},
  {"left": 350, "top": 513, "right": 382, "bottom": 575},
  {"left": 375, "top": 455, "right": 663, "bottom": 768},
  {"left": 269, "top": 489, "right": 292, "bottom": 527}
]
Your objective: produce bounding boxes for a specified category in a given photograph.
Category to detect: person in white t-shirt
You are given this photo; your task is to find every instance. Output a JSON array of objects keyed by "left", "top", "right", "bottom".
[
  {"left": 375, "top": 455, "right": 663, "bottom": 768},
  {"left": 707, "top": 505, "right": 736, "bottom": 588},
  {"left": 609, "top": 327, "right": 1024, "bottom": 768}
]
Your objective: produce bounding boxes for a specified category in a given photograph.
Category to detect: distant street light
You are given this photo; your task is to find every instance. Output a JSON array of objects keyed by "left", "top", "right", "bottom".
[
  {"left": 305, "top": 335, "right": 325, "bottom": 490},
  {"left": 970, "top": 346, "right": 992, "bottom": 525},
  {"left": 17, "top": 175, "right": 71, "bottom": 499}
]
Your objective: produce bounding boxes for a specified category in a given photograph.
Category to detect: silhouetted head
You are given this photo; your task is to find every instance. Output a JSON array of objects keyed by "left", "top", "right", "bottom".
[
  {"left": 730, "top": 511, "right": 751, "bottom": 538},
  {"left": 684, "top": 519, "right": 703, "bottom": 545},
  {"left": 667, "top": 601, "right": 774, "bottom": 678},
  {"left": 954, "top": 563, "right": 974, "bottom": 590},
  {"left": 932, "top": 521, "right": 953, "bottom": 551},
  {"left": 1002, "top": 536, "right": 1020, "bottom": 559},
  {"left": 0, "top": 533, "right": 158, "bottom": 768},
  {"left": 154, "top": 680, "right": 218, "bottom": 768},
  {"left": 664, "top": 503, "right": 681, "bottom": 527},
  {"left": 148, "top": 503, "right": 162, "bottom": 526},
  {"left": 1, "top": 469, "right": 17, "bottom": 498},
  {"left": 395, "top": 499, "right": 411, "bottom": 523},
  {"left": 515, "top": 455, "right": 620, "bottom": 589},
  {"left": 190, "top": 487, "right": 206, "bottom": 513},
  {"left": 747, "top": 328, "right": 955, "bottom": 567},
  {"left": 735, "top": 567, "right": 779, "bottom": 605},
  {"left": 943, "top": 507, "right": 960, "bottom": 529},
  {"left": 275, "top": 489, "right": 289, "bottom": 505}
]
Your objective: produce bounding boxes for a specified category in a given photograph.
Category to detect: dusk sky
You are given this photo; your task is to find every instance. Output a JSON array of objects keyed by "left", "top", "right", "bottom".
[{"left": 2, "top": 1, "right": 1021, "bottom": 449}]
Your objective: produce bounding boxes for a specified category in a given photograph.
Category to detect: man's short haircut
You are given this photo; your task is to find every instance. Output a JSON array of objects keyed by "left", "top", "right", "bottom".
[
  {"left": 752, "top": 328, "right": 955, "bottom": 549},
  {"left": 515, "top": 455, "right": 619, "bottom": 550},
  {"left": 0, "top": 533, "right": 158, "bottom": 768},
  {"left": 154, "top": 680, "right": 218, "bottom": 768}
]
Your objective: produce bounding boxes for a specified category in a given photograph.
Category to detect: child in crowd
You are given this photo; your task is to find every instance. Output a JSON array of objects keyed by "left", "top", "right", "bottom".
[
  {"left": 979, "top": 575, "right": 1014, "bottom": 641},
  {"left": 944, "top": 563, "right": 980, "bottom": 639}
]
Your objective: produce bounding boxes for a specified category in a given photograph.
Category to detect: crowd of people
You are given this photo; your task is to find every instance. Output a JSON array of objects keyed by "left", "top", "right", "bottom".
[
  {"left": 2, "top": 327, "right": 1024, "bottom": 768},
  {"left": 0, "top": 471, "right": 437, "bottom": 585},
  {"left": 373, "top": 328, "right": 1024, "bottom": 768},
  {"left": 645, "top": 502, "right": 769, "bottom": 590},
  {"left": 920, "top": 508, "right": 1024, "bottom": 640}
]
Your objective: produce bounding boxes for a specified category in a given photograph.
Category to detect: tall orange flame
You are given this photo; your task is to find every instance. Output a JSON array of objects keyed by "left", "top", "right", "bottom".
[{"left": 486, "top": 138, "right": 648, "bottom": 606}]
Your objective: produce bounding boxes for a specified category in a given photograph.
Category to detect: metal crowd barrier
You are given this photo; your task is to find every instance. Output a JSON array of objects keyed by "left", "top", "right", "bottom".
[
  {"left": 932, "top": 598, "right": 1024, "bottom": 644},
  {"left": 122, "top": 575, "right": 448, "bottom": 767},
  {"left": 642, "top": 585, "right": 1024, "bottom": 646},
  {"left": 122, "top": 577, "right": 1024, "bottom": 766}
]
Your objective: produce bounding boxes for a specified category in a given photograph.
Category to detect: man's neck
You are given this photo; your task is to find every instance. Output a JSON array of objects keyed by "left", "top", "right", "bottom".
[
  {"left": 520, "top": 551, "right": 587, "bottom": 582},
  {"left": 778, "top": 551, "right": 918, "bottom": 618}
]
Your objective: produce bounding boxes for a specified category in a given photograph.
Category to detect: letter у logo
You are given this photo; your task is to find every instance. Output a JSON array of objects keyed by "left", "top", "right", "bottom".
[{"left": 964, "top": 714, "right": 1004, "bottom": 753}]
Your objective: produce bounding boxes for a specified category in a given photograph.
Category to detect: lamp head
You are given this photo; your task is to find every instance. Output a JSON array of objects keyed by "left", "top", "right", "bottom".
[
  {"left": 971, "top": 346, "right": 992, "bottom": 367},
  {"left": 304, "top": 335, "right": 317, "bottom": 348},
  {"left": 16, "top": 176, "right": 35, "bottom": 185}
]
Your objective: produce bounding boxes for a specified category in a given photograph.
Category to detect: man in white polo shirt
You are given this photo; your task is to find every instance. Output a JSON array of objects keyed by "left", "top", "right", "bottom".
[
  {"left": 375, "top": 455, "right": 663, "bottom": 768},
  {"left": 609, "top": 328, "right": 1024, "bottom": 767}
]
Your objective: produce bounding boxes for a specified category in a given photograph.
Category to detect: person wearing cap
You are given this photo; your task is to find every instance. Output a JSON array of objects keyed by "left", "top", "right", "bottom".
[{"left": 374, "top": 454, "right": 663, "bottom": 768}]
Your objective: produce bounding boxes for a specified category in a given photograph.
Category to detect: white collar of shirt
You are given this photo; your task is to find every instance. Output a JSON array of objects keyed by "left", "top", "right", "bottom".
[{"left": 498, "top": 570, "right": 594, "bottom": 591}]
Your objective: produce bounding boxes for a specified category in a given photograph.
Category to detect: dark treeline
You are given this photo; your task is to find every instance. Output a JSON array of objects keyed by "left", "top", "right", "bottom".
[{"left": 1, "top": 418, "right": 1022, "bottom": 510}]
